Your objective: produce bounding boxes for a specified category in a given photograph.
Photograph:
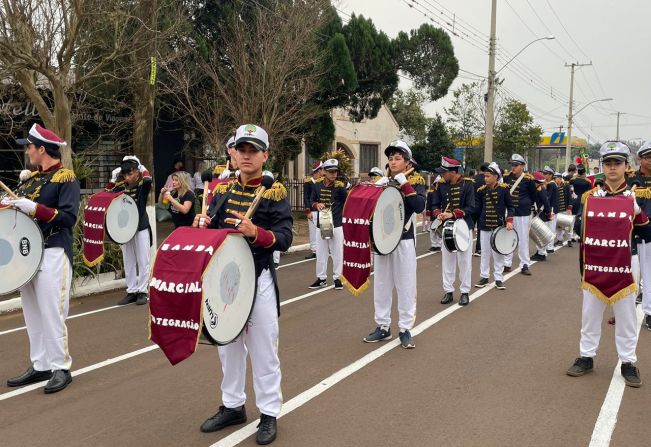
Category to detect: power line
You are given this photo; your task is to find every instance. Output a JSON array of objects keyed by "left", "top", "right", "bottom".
[{"left": 544, "top": 0, "right": 591, "bottom": 61}]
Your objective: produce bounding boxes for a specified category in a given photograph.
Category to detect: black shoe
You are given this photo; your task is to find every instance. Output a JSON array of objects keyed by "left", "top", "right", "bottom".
[
  {"left": 7, "top": 366, "right": 52, "bottom": 387},
  {"left": 459, "top": 293, "right": 470, "bottom": 306},
  {"left": 135, "top": 293, "right": 148, "bottom": 306},
  {"left": 621, "top": 363, "right": 642, "bottom": 388},
  {"left": 472, "top": 251, "right": 481, "bottom": 257},
  {"left": 520, "top": 265, "right": 532, "bottom": 276},
  {"left": 256, "top": 414, "right": 277, "bottom": 445},
  {"left": 429, "top": 246, "right": 441, "bottom": 253},
  {"left": 567, "top": 240, "right": 574, "bottom": 247},
  {"left": 475, "top": 277, "right": 489, "bottom": 288},
  {"left": 554, "top": 240, "right": 563, "bottom": 247},
  {"left": 274, "top": 263, "right": 279, "bottom": 268},
  {"left": 566, "top": 357, "right": 594, "bottom": 377},
  {"left": 531, "top": 253, "right": 546, "bottom": 261},
  {"left": 441, "top": 292, "right": 454, "bottom": 305},
  {"left": 334, "top": 279, "right": 343, "bottom": 290},
  {"left": 308, "top": 279, "right": 327, "bottom": 289},
  {"left": 637, "top": 293, "right": 643, "bottom": 305},
  {"left": 44, "top": 369, "right": 72, "bottom": 394},
  {"left": 304, "top": 252, "right": 316, "bottom": 260},
  {"left": 645, "top": 314, "right": 651, "bottom": 331},
  {"left": 117, "top": 293, "right": 137, "bottom": 305},
  {"left": 503, "top": 266, "right": 512, "bottom": 273},
  {"left": 495, "top": 280, "right": 505, "bottom": 290},
  {"left": 546, "top": 249, "right": 554, "bottom": 254},
  {"left": 200, "top": 405, "right": 247, "bottom": 433}
]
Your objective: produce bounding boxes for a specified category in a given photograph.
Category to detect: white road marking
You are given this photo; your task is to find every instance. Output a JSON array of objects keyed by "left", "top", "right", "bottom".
[
  {"left": 208, "top": 246, "right": 555, "bottom": 447},
  {"left": 588, "top": 305, "right": 645, "bottom": 447}
]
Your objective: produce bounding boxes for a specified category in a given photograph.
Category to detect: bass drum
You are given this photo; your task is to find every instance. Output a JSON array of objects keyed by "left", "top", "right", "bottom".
[
  {"left": 442, "top": 219, "right": 471, "bottom": 253},
  {"left": 201, "top": 234, "right": 257, "bottom": 345},
  {"left": 105, "top": 193, "right": 139, "bottom": 244},
  {"left": 0, "top": 207, "right": 44, "bottom": 295},
  {"left": 370, "top": 186, "right": 405, "bottom": 255},
  {"left": 490, "top": 226, "right": 518, "bottom": 255}
]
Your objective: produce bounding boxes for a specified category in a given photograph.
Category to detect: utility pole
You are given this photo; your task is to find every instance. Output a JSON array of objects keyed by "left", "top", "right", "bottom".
[
  {"left": 484, "top": 0, "right": 497, "bottom": 163},
  {"left": 610, "top": 112, "right": 626, "bottom": 140},
  {"left": 564, "top": 62, "right": 592, "bottom": 170}
]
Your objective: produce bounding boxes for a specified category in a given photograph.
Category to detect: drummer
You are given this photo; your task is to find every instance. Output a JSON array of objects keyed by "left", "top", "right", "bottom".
[
  {"left": 542, "top": 166, "right": 559, "bottom": 255},
  {"left": 303, "top": 161, "right": 324, "bottom": 260},
  {"left": 213, "top": 136, "right": 239, "bottom": 180},
  {"left": 426, "top": 175, "right": 442, "bottom": 253},
  {"left": 554, "top": 172, "right": 574, "bottom": 247},
  {"left": 631, "top": 141, "right": 651, "bottom": 329},
  {"left": 566, "top": 141, "right": 648, "bottom": 387},
  {"left": 4, "top": 124, "right": 79, "bottom": 394},
  {"left": 363, "top": 141, "right": 426, "bottom": 348},
  {"left": 431, "top": 156, "right": 475, "bottom": 306},
  {"left": 474, "top": 162, "right": 514, "bottom": 290},
  {"left": 308, "top": 158, "right": 347, "bottom": 290},
  {"left": 106, "top": 156, "right": 152, "bottom": 306},
  {"left": 193, "top": 124, "right": 292, "bottom": 445},
  {"left": 531, "top": 171, "right": 553, "bottom": 262},
  {"left": 503, "top": 154, "right": 537, "bottom": 275}
]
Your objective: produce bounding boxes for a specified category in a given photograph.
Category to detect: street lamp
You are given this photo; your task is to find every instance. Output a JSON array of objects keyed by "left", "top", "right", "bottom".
[
  {"left": 484, "top": 35, "right": 555, "bottom": 162},
  {"left": 564, "top": 97, "right": 613, "bottom": 170}
]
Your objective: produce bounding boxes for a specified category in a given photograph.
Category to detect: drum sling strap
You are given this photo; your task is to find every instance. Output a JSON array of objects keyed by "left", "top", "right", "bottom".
[{"left": 208, "top": 184, "right": 235, "bottom": 219}]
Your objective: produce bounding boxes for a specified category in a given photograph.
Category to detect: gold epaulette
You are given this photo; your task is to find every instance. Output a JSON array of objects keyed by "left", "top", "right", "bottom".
[
  {"left": 213, "top": 180, "right": 233, "bottom": 195},
  {"left": 261, "top": 181, "right": 287, "bottom": 201},
  {"left": 334, "top": 180, "right": 345, "bottom": 188},
  {"left": 464, "top": 177, "right": 474, "bottom": 183},
  {"left": 636, "top": 188, "right": 651, "bottom": 199},
  {"left": 499, "top": 182, "right": 509, "bottom": 188},
  {"left": 29, "top": 170, "right": 38, "bottom": 179},
  {"left": 581, "top": 188, "right": 597, "bottom": 204},
  {"left": 626, "top": 170, "right": 636, "bottom": 178},
  {"left": 304, "top": 176, "right": 312, "bottom": 183},
  {"left": 477, "top": 185, "right": 487, "bottom": 191},
  {"left": 408, "top": 172, "right": 425, "bottom": 186},
  {"left": 437, "top": 177, "right": 446, "bottom": 184},
  {"left": 213, "top": 164, "right": 227, "bottom": 175},
  {"left": 51, "top": 168, "right": 76, "bottom": 183},
  {"left": 523, "top": 173, "right": 534, "bottom": 180}
]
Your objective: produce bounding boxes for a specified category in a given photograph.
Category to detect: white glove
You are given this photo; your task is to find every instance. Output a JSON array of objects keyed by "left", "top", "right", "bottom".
[
  {"left": 626, "top": 191, "right": 641, "bottom": 215},
  {"left": 594, "top": 189, "right": 606, "bottom": 197},
  {"left": 123, "top": 155, "right": 140, "bottom": 165},
  {"left": 110, "top": 167, "right": 121, "bottom": 183},
  {"left": 375, "top": 176, "right": 389, "bottom": 186},
  {"left": 394, "top": 173, "right": 408, "bottom": 186},
  {"left": 1, "top": 197, "right": 10, "bottom": 206},
  {"left": 218, "top": 169, "right": 231, "bottom": 180},
  {"left": 9, "top": 197, "right": 37, "bottom": 215},
  {"left": 138, "top": 164, "right": 147, "bottom": 173}
]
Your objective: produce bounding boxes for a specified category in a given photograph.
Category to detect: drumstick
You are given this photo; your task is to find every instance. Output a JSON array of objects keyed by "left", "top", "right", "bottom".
[
  {"left": 200, "top": 170, "right": 213, "bottom": 214},
  {"left": 0, "top": 180, "right": 19, "bottom": 200},
  {"left": 244, "top": 174, "right": 275, "bottom": 220},
  {"left": 388, "top": 167, "right": 415, "bottom": 179}
]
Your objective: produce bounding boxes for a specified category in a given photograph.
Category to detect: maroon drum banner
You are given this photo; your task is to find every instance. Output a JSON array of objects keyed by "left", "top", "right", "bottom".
[
  {"left": 82, "top": 192, "right": 121, "bottom": 267},
  {"left": 341, "top": 184, "right": 384, "bottom": 295},
  {"left": 149, "top": 227, "right": 235, "bottom": 365},
  {"left": 581, "top": 194, "right": 636, "bottom": 304}
]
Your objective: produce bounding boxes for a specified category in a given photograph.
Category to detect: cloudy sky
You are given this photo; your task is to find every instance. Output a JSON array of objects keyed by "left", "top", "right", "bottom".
[{"left": 337, "top": 0, "right": 651, "bottom": 144}]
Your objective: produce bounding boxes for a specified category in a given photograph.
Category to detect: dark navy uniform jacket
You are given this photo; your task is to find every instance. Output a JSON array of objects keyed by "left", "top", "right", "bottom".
[
  {"left": 535, "top": 184, "right": 552, "bottom": 222},
  {"left": 16, "top": 163, "right": 80, "bottom": 265},
  {"left": 396, "top": 172, "right": 427, "bottom": 241},
  {"left": 570, "top": 176, "right": 592, "bottom": 215},
  {"left": 557, "top": 181, "right": 571, "bottom": 212},
  {"left": 303, "top": 176, "right": 317, "bottom": 211},
  {"left": 474, "top": 183, "right": 514, "bottom": 231},
  {"left": 309, "top": 178, "right": 348, "bottom": 228},
  {"left": 628, "top": 170, "right": 651, "bottom": 242},
  {"left": 546, "top": 181, "right": 559, "bottom": 213},
  {"left": 207, "top": 176, "right": 293, "bottom": 314},
  {"left": 504, "top": 172, "right": 536, "bottom": 217},
  {"left": 431, "top": 176, "right": 475, "bottom": 228}
]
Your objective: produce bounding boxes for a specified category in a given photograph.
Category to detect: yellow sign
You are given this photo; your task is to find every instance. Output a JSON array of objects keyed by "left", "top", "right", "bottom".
[{"left": 150, "top": 56, "right": 157, "bottom": 86}]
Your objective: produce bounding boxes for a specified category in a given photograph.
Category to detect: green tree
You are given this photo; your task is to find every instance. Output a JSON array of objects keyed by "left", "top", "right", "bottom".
[
  {"left": 493, "top": 100, "right": 543, "bottom": 164},
  {"left": 387, "top": 89, "right": 431, "bottom": 143},
  {"left": 411, "top": 113, "right": 455, "bottom": 172}
]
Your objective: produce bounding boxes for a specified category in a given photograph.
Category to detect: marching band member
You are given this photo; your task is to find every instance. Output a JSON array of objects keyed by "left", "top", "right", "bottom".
[
  {"left": 542, "top": 166, "right": 559, "bottom": 255},
  {"left": 303, "top": 161, "right": 323, "bottom": 260},
  {"left": 472, "top": 162, "right": 489, "bottom": 256},
  {"left": 566, "top": 141, "right": 648, "bottom": 387},
  {"left": 554, "top": 172, "right": 574, "bottom": 247},
  {"left": 531, "top": 172, "right": 553, "bottom": 262},
  {"left": 368, "top": 166, "right": 383, "bottom": 181},
  {"left": 431, "top": 156, "right": 475, "bottom": 306},
  {"left": 308, "top": 158, "right": 347, "bottom": 290},
  {"left": 569, "top": 164, "right": 592, "bottom": 243},
  {"left": 474, "top": 162, "right": 514, "bottom": 290},
  {"left": 106, "top": 156, "right": 152, "bottom": 306},
  {"left": 213, "top": 136, "right": 238, "bottom": 180},
  {"left": 194, "top": 124, "right": 292, "bottom": 445},
  {"left": 503, "top": 154, "right": 537, "bottom": 275},
  {"left": 5, "top": 124, "right": 79, "bottom": 394},
  {"left": 363, "top": 141, "right": 426, "bottom": 348},
  {"left": 631, "top": 141, "right": 651, "bottom": 329},
  {"left": 426, "top": 175, "right": 442, "bottom": 253}
]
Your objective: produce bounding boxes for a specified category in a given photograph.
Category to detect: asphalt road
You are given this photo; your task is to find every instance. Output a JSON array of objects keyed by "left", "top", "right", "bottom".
[{"left": 0, "top": 231, "right": 648, "bottom": 447}]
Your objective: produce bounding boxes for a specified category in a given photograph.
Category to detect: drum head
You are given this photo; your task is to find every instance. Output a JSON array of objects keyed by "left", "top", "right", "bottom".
[
  {"left": 0, "top": 208, "right": 44, "bottom": 295},
  {"left": 370, "top": 187, "right": 404, "bottom": 255},
  {"left": 202, "top": 234, "right": 257, "bottom": 345},
  {"left": 491, "top": 226, "right": 518, "bottom": 255},
  {"left": 105, "top": 194, "right": 139, "bottom": 244},
  {"left": 452, "top": 219, "right": 471, "bottom": 252}
]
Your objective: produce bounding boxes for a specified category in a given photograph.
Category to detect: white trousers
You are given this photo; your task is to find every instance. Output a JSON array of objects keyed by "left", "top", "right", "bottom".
[
  {"left": 307, "top": 213, "right": 317, "bottom": 253},
  {"left": 441, "top": 240, "right": 473, "bottom": 294},
  {"left": 429, "top": 228, "right": 442, "bottom": 248},
  {"left": 20, "top": 248, "right": 72, "bottom": 371},
  {"left": 580, "top": 290, "right": 638, "bottom": 363},
  {"left": 121, "top": 228, "right": 151, "bottom": 293},
  {"left": 640, "top": 240, "right": 651, "bottom": 317},
  {"left": 544, "top": 215, "right": 557, "bottom": 251},
  {"left": 218, "top": 270, "right": 282, "bottom": 417},
  {"left": 316, "top": 226, "right": 343, "bottom": 280},
  {"left": 505, "top": 215, "right": 531, "bottom": 269},
  {"left": 372, "top": 239, "right": 417, "bottom": 331},
  {"left": 556, "top": 213, "right": 570, "bottom": 242},
  {"left": 479, "top": 230, "right": 505, "bottom": 282}
]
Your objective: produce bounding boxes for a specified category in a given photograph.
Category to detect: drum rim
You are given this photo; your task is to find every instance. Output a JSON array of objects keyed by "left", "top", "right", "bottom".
[
  {"left": 490, "top": 226, "right": 519, "bottom": 255},
  {"left": 104, "top": 193, "right": 139, "bottom": 244},
  {"left": 442, "top": 219, "right": 471, "bottom": 252},
  {"left": 0, "top": 207, "right": 45, "bottom": 295},
  {"left": 201, "top": 233, "right": 258, "bottom": 346},
  {"left": 369, "top": 186, "right": 404, "bottom": 255}
]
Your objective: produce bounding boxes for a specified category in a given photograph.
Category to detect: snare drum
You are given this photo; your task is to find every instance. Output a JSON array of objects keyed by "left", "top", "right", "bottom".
[
  {"left": 318, "top": 208, "right": 334, "bottom": 239},
  {"left": 442, "top": 219, "right": 471, "bottom": 253},
  {"left": 490, "top": 226, "right": 518, "bottom": 255},
  {"left": 105, "top": 193, "right": 139, "bottom": 244},
  {"left": 202, "top": 234, "right": 257, "bottom": 345},
  {"left": 0, "top": 207, "right": 44, "bottom": 295}
]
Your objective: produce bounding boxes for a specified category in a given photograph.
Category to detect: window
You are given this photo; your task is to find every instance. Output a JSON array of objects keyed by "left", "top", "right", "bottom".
[{"left": 359, "top": 144, "right": 378, "bottom": 174}]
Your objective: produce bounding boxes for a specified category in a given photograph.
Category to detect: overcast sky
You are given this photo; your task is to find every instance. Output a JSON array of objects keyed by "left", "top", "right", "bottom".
[{"left": 337, "top": 0, "right": 651, "bottom": 145}]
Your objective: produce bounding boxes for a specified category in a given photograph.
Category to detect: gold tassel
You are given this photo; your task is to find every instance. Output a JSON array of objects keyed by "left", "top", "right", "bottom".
[
  {"left": 341, "top": 275, "right": 370, "bottom": 296},
  {"left": 261, "top": 182, "right": 288, "bottom": 201},
  {"left": 409, "top": 172, "right": 425, "bottom": 186},
  {"left": 635, "top": 188, "right": 651, "bottom": 199},
  {"left": 82, "top": 253, "right": 104, "bottom": 268},
  {"left": 581, "top": 281, "right": 638, "bottom": 306},
  {"left": 303, "top": 176, "right": 312, "bottom": 183},
  {"left": 334, "top": 180, "right": 346, "bottom": 188},
  {"left": 51, "top": 168, "right": 76, "bottom": 183}
]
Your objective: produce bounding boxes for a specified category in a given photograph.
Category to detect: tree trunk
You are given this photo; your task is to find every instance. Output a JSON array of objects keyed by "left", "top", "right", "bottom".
[
  {"left": 51, "top": 83, "right": 73, "bottom": 168},
  {"left": 133, "top": 82, "right": 155, "bottom": 177}
]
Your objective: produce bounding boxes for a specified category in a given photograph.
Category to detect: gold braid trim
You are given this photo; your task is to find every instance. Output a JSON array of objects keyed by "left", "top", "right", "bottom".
[
  {"left": 51, "top": 168, "right": 76, "bottom": 183},
  {"left": 213, "top": 181, "right": 232, "bottom": 195},
  {"left": 499, "top": 182, "right": 509, "bottom": 188},
  {"left": 83, "top": 253, "right": 104, "bottom": 268},
  {"left": 477, "top": 184, "right": 487, "bottom": 191},
  {"left": 636, "top": 188, "right": 651, "bottom": 199},
  {"left": 408, "top": 172, "right": 425, "bottom": 186},
  {"left": 581, "top": 188, "right": 597, "bottom": 204},
  {"left": 212, "top": 164, "right": 227, "bottom": 175},
  {"left": 304, "top": 176, "right": 312, "bottom": 183},
  {"left": 333, "top": 180, "right": 345, "bottom": 188},
  {"left": 581, "top": 281, "right": 638, "bottom": 306},
  {"left": 340, "top": 274, "right": 370, "bottom": 297},
  {"left": 261, "top": 182, "right": 287, "bottom": 201}
]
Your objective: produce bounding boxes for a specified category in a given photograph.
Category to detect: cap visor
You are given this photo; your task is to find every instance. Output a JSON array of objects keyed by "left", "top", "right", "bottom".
[
  {"left": 601, "top": 154, "right": 627, "bottom": 161},
  {"left": 434, "top": 167, "right": 448, "bottom": 174},
  {"left": 235, "top": 138, "right": 266, "bottom": 151},
  {"left": 15, "top": 138, "right": 29, "bottom": 145}
]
